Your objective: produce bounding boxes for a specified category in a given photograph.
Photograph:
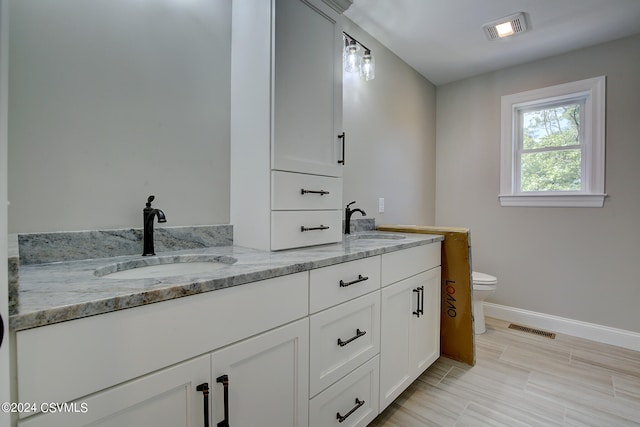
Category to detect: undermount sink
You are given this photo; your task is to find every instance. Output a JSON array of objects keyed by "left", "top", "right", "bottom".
[
  {"left": 348, "top": 233, "right": 406, "bottom": 240},
  {"left": 95, "top": 254, "right": 237, "bottom": 279}
]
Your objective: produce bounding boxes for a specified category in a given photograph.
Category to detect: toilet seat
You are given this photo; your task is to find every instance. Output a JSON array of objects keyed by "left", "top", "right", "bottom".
[{"left": 472, "top": 271, "right": 497, "bottom": 285}]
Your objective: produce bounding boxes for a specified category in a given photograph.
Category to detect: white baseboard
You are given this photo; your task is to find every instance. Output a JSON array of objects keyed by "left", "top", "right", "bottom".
[{"left": 484, "top": 302, "right": 640, "bottom": 352}]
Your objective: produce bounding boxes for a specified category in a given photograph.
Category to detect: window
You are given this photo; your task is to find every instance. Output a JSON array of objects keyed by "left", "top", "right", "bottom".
[{"left": 499, "top": 76, "right": 606, "bottom": 207}]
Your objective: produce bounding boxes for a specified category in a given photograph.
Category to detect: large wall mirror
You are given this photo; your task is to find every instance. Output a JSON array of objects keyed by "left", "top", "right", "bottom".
[{"left": 8, "top": 0, "right": 232, "bottom": 233}]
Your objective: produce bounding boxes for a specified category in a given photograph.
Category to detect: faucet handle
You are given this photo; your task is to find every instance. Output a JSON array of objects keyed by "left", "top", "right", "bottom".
[
  {"left": 347, "top": 201, "right": 357, "bottom": 208},
  {"left": 146, "top": 195, "right": 155, "bottom": 208}
]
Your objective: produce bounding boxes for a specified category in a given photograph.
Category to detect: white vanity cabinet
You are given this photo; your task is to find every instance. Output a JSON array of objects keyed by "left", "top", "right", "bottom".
[
  {"left": 13, "top": 240, "right": 443, "bottom": 427},
  {"left": 231, "top": 0, "right": 348, "bottom": 251},
  {"left": 15, "top": 273, "right": 309, "bottom": 427},
  {"left": 379, "top": 245, "right": 442, "bottom": 411}
]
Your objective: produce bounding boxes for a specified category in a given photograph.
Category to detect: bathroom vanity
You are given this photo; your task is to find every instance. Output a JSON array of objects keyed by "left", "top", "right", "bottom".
[{"left": 10, "top": 232, "right": 442, "bottom": 427}]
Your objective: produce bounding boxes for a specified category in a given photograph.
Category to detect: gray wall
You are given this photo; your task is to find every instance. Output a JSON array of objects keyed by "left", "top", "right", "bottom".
[
  {"left": 342, "top": 20, "right": 436, "bottom": 226},
  {"left": 8, "top": 0, "right": 231, "bottom": 233},
  {"left": 8, "top": 7, "right": 437, "bottom": 234},
  {"left": 435, "top": 34, "right": 640, "bottom": 333}
]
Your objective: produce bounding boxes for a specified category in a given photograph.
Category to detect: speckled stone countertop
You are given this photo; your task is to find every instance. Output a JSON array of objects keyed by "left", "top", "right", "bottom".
[{"left": 10, "top": 232, "right": 443, "bottom": 331}]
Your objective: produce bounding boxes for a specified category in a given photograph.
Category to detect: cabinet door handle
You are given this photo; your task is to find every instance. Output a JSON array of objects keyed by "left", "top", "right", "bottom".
[
  {"left": 216, "top": 375, "right": 229, "bottom": 427},
  {"left": 336, "top": 398, "right": 365, "bottom": 423},
  {"left": 301, "top": 188, "right": 330, "bottom": 196},
  {"left": 301, "top": 225, "right": 330, "bottom": 232},
  {"left": 413, "top": 287, "right": 421, "bottom": 317},
  {"left": 337, "top": 328, "right": 367, "bottom": 347},
  {"left": 337, "top": 132, "right": 345, "bottom": 165},
  {"left": 196, "top": 383, "right": 210, "bottom": 427},
  {"left": 419, "top": 285, "right": 425, "bottom": 316},
  {"left": 0, "top": 313, "right": 4, "bottom": 349},
  {"left": 339, "top": 274, "right": 369, "bottom": 287}
]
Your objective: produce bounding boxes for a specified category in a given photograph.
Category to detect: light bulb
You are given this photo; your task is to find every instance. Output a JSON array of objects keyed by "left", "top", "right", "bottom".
[
  {"left": 496, "top": 21, "right": 514, "bottom": 37},
  {"left": 344, "top": 39, "right": 360, "bottom": 73},
  {"left": 360, "top": 50, "right": 375, "bottom": 81}
]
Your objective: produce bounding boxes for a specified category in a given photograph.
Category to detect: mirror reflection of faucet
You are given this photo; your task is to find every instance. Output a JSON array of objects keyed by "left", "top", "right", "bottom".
[
  {"left": 344, "top": 201, "right": 366, "bottom": 234},
  {"left": 142, "top": 195, "right": 167, "bottom": 256}
]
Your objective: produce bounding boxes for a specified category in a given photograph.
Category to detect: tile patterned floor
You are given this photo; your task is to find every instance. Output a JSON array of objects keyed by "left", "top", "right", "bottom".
[{"left": 369, "top": 317, "right": 640, "bottom": 426}]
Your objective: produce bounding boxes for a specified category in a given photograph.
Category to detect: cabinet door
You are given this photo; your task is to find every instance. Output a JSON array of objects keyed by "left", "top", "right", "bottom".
[
  {"left": 379, "top": 274, "right": 414, "bottom": 410},
  {"left": 379, "top": 269, "right": 441, "bottom": 411},
  {"left": 210, "top": 319, "right": 309, "bottom": 427},
  {"left": 273, "top": 0, "right": 343, "bottom": 177},
  {"left": 18, "top": 356, "right": 211, "bottom": 427},
  {"left": 410, "top": 267, "right": 441, "bottom": 375}
]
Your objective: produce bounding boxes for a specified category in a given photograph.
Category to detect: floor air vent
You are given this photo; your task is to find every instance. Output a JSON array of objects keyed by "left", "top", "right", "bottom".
[{"left": 508, "top": 323, "right": 556, "bottom": 339}]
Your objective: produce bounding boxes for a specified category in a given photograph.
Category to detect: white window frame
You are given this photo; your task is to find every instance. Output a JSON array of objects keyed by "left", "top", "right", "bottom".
[{"left": 499, "top": 76, "right": 606, "bottom": 207}]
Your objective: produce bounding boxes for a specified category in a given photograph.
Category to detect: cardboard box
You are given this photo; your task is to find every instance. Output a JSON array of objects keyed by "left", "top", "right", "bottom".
[{"left": 377, "top": 225, "right": 475, "bottom": 366}]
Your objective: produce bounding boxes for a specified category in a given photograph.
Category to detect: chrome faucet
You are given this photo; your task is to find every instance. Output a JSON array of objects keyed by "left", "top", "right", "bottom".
[
  {"left": 344, "top": 201, "right": 366, "bottom": 234},
  {"left": 142, "top": 195, "right": 166, "bottom": 256}
]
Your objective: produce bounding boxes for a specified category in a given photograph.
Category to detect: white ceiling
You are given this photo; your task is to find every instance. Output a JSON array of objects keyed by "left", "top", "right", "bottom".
[{"left": 344, "top": 0, "right": 640, "bottom": 85}]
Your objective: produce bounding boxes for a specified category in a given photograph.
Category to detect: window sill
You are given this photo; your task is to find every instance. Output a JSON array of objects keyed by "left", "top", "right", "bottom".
[{"left": 498, "top": 194, "right": 606, "bottom": 207}]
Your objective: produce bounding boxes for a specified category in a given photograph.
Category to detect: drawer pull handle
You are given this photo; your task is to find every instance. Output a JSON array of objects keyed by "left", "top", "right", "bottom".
[
  {"left": 301, "top": 225, "right": 330, "bottom": 232},
  {"left": 301, "top": 188, "right": 330, "bottom": 196},
  {"left": 337, "top": 329, "right": 366, "bottom": 347},
  {"left": 216, "top": 375, "right": 229, "bottom": 427},
  {"left": 413, "top": 286, "right": 424, "bottom": 317},
  {"left": 196, "top": 383, "right": 210, "bottom": 427},
  {"left": 339, "top": 274, "right": 369, "bottom": 287},
  {"left": 336, "top": 398, "right": 365, "bottom": 423}
]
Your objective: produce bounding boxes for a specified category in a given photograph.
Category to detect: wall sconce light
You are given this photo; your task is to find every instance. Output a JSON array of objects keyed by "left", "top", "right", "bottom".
[{"left": 343, "top": 32, "right": 375, "bottom": 81}]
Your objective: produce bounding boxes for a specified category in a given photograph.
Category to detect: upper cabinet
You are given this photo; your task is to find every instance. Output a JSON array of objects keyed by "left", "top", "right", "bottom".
[
  {"left": 231, "top": 0, "right": 348, "bottom": 251},
  {"left": 272, "top": 0, "right": 344, "bottom": 177}
]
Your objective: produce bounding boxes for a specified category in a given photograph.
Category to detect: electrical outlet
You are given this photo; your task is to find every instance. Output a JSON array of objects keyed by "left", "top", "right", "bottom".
[{"left": 378, "top": 198, "right": 385, "bottom": 213}]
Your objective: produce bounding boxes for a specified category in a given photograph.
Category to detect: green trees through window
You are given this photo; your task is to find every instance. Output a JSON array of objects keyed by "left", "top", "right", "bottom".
[{"left": 519, "top": 103, "right": 582, "bottom": 192}]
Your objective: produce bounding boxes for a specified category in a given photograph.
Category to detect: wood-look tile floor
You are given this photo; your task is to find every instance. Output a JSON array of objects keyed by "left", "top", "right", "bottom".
[{"left": 369, "top": 317, "right": 640, "bottom": 426}]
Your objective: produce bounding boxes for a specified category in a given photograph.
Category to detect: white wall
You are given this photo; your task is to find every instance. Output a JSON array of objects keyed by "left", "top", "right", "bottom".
[
  {"left": 435, "top": 34, "right": 640, "bottom": 333},
  {"left": 342, "top": 19, "right": 436, "bottom": 226},
  {"left": 8, "top": 0, "right": 231, "bottom": 233}
]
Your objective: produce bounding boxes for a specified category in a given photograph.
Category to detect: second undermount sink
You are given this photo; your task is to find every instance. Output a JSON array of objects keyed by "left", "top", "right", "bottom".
[
  {"left": 348, "top": 233, "right": 406, "bottom": 241},
  {"left": 95, "top": 254, "right": 237, "bottom": 279}
]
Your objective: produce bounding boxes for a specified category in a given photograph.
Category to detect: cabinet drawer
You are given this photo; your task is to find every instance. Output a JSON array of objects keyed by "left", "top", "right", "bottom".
[
  {"left": 310, "top": 256, "right": 380, "bottom": 313},
  {"left": 272, "top": 171, "right": 342, "bottom": 210},
  {"left": 309, "top": 292, "right": 380, "bottom": 396},
  {"left": 309, "top": 355, "right": 379, "bottom": 427},
  {"left": 17, "top": 272, "right": 308, "bottom": 410},
  {"left": 381, "top": 242, "right": 441, "bottom": 286},
  {"left": 271, "top": 210, "right": 342, "bottom": 250}
]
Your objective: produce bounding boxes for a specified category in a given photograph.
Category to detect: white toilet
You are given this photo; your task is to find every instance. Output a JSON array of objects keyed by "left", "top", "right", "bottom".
[{"left": 472, "top": 271, "right": 498, "bottom": 334}]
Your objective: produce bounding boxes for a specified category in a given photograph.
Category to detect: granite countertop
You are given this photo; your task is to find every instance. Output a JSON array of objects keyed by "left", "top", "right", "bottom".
[{"left": 10, "top": 232, "right": 443, "bottom": 331}]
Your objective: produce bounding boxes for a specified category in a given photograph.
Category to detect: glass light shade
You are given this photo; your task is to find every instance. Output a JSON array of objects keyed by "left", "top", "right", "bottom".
[
  {"left": 344, "top": 40, "right": 360, "bottom": 73},
  {"left": 360, "top": 51, "right": 375, "bottom": 81}
]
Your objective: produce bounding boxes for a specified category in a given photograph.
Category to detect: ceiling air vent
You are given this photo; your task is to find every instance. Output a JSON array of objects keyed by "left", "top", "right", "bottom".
[{"left": 483, "top": 12, "right": 528, "bottom": 41}]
